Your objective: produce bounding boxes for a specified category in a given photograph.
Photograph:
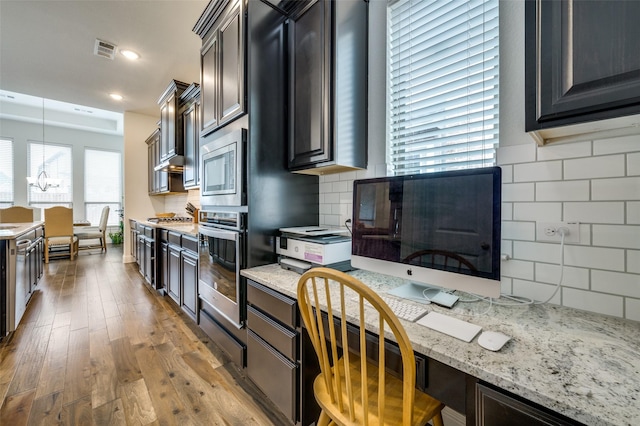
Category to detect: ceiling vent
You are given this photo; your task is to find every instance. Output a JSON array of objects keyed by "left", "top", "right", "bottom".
[{"left": 94, "top": 39, "right": 117, "bottom": 60}]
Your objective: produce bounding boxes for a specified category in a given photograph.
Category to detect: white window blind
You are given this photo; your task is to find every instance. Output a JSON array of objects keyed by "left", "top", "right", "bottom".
[
  {"left": 0, "top": 138, "right": 14, "bottom": 207},
  {"left": 388, "top": 0, "right": 499, "bottom": 175},
  {"left": 84, "top": 149, "right": 122, "bottom": 225},
  {"left": 28, "top": 142, "right": 73, "bottom": 206}
]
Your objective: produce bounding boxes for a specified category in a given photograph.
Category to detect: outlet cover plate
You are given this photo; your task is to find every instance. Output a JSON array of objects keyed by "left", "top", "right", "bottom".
[{"left": 536, "top": 222, "right": 580, "bottom": 243}]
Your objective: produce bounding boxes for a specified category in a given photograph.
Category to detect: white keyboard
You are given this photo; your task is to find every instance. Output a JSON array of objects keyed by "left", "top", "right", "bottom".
[
  {"left": 380, "top": 296, "right": 429, "bottom": 322},
  {"left": 417, "top": 311, "right": 482, "bottom": 342}
]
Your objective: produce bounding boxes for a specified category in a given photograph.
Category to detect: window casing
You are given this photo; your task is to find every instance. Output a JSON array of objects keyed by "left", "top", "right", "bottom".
[
  {"left": 387, "top": 0, "right": 499, "bottom": 175},
  {"left": 84, "top": 149, "right": 122, "bottom": 226},
  {"left": 0, "top": 138, "right": 14, "bottom": 208}
]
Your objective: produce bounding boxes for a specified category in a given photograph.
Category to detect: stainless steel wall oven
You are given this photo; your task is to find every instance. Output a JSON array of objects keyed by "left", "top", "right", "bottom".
[
  {"left": 200, "top": 128, "right": 246, "bottom": 207},
  {"left": 198, "top": 210, "right": 246, "bottom": 327}
]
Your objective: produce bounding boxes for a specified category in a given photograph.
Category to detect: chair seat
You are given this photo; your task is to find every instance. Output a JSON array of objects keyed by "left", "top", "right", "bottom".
[
  {"left": 75, "top": 231, "right": 102, "bottom": 239},
  {"left": 314, "top": 354, "right": 444, "bottom": 426},
  {"left": 48, "top": 236, "right": 79, "bottom": 246}
]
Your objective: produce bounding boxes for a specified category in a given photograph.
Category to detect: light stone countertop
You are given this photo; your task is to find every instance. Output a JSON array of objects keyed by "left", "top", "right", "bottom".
[
  {"left": 0, "top": 221, "right": 43, "bottom": 240},
  {"left": 134, "top": 219, "right": 199, "bottom": 237},
  {"left": 241, "top": 263, "right": 640, "bottom": 426}
]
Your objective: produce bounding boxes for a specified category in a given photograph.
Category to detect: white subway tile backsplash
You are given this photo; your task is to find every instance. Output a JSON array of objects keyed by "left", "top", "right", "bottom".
[
  {"left": 536, "top": 180, "right": 590, "bottom": 201},
  {"left": 501, "top": 165, "right": 513, "bottom": 183},
  {"left": 501, "top": 259, "right": 534, "bottom": 280},
  {"left": 629, "top": 152, "right": 640, "bottom": 176},
  {"left": 537, "top": 141, "right": 591, "bottom": 160},
  {"left": 592, "top": 177, "right": 640, "bottom": 200},
  {"left": 319, "top": 203, "right": 332, "bottom": 215},
  {"left": 594, "top": 135, "right": 640, "bottom": 155},
  {"left": 512, "top": 279, "right": 561, "bottom": 305},
  {"left": 564, "top": 202, "right": 625, "bottom": 224},
  {"left": 331, "top": 180, "right": 350, "bottom": 193},
  {"left": 502, "top": 203, "right": 513, "bottom": 221},
  {"left": 323, "top": 192, "right": 340, "bottom": 204},
  {"left": 627, "top": 251, "right": 640, "bottom": 274},
  {"left": 323, "top": 214, "right": 340, "bottom": 227},
  {"left": 513, "top": 202, "right": 561, "bottom": 221},
  {"left": 593, "top": 225, "right": 640, "bottom": 249},
  {"left": 501, "top": 221, "right": 535, "bottom": 241},
  {"left": 514, "top": 161, "right": 562, "bottom": 182},
  {"left": 629, "top": 202, "right": 640, "bottom": 224},
  {"left": 321, "top": 173, "right": 341, "bottom": 183},
  {"left": 535, "top": 263, "right": 589, "bottom": 289},
  {"left": 562, "top": 288, "right": 623, "bottom": 318},
  {"left": 502, "top": 183, "right": 534, "bottom": 202},
  {"left": 497, "top": 143, "right": 536, "bottom": 165},
  {"left": 320, "top": 182, "right": 333, "bottom": 193},
  {"left": 564, "top": 155, "right": 625, "bottom": 180},
  {"left": 625, "top": 298, "right": 640, "bottom": 322},
  {"left": 339, "top": 171, "right": 358, "bottom": 181},
  {"left": 513, "top": 241, "right": 561, "bottom": 264},
  {"left": 591, "top": 270, "right": 640, "bottom": 298},
  {"left": 563, "top": 245, "right": 625, "bottom": 271}
]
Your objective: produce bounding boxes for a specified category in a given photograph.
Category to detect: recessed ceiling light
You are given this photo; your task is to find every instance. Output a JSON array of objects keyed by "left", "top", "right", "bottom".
[
  {"left": 110, "top": 93, "right": 123, "bottom": 101},
  {"left": 120, "top": 49, "right": 140, "bottom": 60}
]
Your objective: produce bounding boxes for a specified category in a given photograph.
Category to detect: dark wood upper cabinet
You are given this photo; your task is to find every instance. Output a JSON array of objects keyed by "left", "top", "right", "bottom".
[
  {"left": 180, "top": 83, "right": 201, "bottom": 189},
  {"left": 194, "top": 0, "right": 245, "bottom": 137},
  {"left": 287, "top": 0, "right": 368, "bottom": 175},
  {"left": 158, "top": 80, "right": 189, "bottom": 161},
  {"left": 525, "top": 0, "right": 640, "bottom": 135}
]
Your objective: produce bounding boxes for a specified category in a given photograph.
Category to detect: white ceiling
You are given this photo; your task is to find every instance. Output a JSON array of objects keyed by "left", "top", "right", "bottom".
[{"left": 0, "top": 0, "right": 208, "bottom": 124}]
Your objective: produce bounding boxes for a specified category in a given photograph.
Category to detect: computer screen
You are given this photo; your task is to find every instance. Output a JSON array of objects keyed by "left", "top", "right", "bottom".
[{"left": 351, "top": 167, "right": 502, "bottom": 299}]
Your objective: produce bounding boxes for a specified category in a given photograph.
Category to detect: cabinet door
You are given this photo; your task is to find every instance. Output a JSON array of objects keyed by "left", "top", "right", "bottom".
[
  {"left": 218, "top": 1, "right": 244, "bottom": 126},
  {"left": 181, "top": 250, "right": 198, "bottom": 318},
  {"left": 159, "top": 95, "right": 174, "bottom": 160},
  {"left": 526, "top": 0, "right": 640, "bottom": 130},
  {"left": 201, "top": 32, "right": 219, "bottom": 134},
  {"left": 168, "top": 245, "right": 182, "bottom": 304},
  {"left": 147, "top": 142, "right": 154, "bottom": 194},
  {"left": 155, "top": 138, "right": 168, "bottom": 193},
  {"left": 182, "top": 102, "right": 199, "bottom": 188},
  {"left": 288, "top": 0, "right": 331, "bottom": 170},
  {"left": 144, "top": 239, "right": 154, "bottom": 285},
  {"left": 161, "top": 242, "right": 169, "bottom": 293}
]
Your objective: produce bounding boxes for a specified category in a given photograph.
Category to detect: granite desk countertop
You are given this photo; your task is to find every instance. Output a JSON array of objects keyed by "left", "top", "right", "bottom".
[
  {"left": 241, "top": 263, "right": 640, "bottom": 426},
  {"left": 0, "top": 221, "right": 43, "bottom": 240}
]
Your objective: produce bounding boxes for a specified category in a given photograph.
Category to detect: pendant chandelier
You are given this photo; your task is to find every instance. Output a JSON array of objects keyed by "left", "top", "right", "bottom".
[{"left": 27, "top": 98, "right": 61, "bottom": 191}]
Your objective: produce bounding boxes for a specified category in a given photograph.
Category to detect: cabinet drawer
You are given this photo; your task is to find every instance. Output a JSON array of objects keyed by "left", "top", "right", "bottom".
[
  {"left": 168, "top": 231, "right": 182, "bottom": 246},
  {"left": 199, "top": 309, "right": 245, "bottom": 368},
  {"left": 247, "top": 330, "right": 298, "bottom": 423},
  {"left": 247, "top": 280, "right": 297, "bottom": 328},
  {"left": 182, "top": 235, "right": 198, "bottom": 252},
  {"left": 247, "top": 306, "right": 297, "bottom": 360}
]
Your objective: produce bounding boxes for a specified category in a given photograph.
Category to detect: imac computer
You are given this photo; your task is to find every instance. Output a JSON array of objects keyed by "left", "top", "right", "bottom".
[{"left": 351, "top": 167, "right": 502, "bottom": 301}]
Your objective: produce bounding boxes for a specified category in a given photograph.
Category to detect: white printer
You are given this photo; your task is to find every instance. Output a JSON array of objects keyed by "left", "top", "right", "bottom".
[{"left": 276, "top": 226, "right": 352, "bottom": 273}]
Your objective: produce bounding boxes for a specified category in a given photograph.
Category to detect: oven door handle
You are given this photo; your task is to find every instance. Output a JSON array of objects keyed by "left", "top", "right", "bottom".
[{"left": 199, "top": 226, "right": 239, "bottom": 242}]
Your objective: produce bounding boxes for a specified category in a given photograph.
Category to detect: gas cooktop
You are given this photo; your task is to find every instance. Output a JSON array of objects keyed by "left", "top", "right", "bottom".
[{"left": 147, "top": 217, "right": 193, "bottom": 223}]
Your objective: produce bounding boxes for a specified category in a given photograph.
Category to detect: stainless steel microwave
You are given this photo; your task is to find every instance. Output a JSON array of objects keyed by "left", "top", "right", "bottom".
[{"left": 200, "top": 128, "right": 246, "bottom": 207}]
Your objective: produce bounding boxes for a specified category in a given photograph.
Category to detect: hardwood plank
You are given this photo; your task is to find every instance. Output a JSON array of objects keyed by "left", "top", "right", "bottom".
[
  {"left": 27, "top": 391, "right": 63, "bottom": 426},
  {"left": 106, "top": 315, "right": 126, "bottom": 342},
  {"left": 93, "top": 398, "right": 127, "bottom": 426},
  {"left": 117, "top": 379, "right": 157, "bottom": 425},
  {"left": 89, "top": 327, "right": 118, "bottom": 408},
  {"left": 60, "top": 395, "right": 92, "bottom": 426},
  {"left": 6, "top": 324, "right": 51, "bottom": 397},
  {"left": 111, "top": 337, "right": 143, "bottom": 385},
  {"left": 35, "top": 324, "right": 70, "bottom": 399},
  {"left": 134, "top": 344, "right": 193, "bottom": 426},
  {"left": 63, "top": 327, "right": 91, "bottom": 405},
  {"left": 0, "top": 388, "right": 36, "bottom": 426}
]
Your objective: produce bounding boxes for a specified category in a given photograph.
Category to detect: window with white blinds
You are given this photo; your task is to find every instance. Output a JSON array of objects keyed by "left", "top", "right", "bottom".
[
  {"left": 84, "top": 149, "right": 122, "bottom": 226},
  {"left": 388, "top": 0, "right": 499, "bottom": 175},
  {"left": 0, "top": 138, "right": 14, "bottom": 207},
  {"left": 28, "top": 142, "right": 73, "bottom": 207}
]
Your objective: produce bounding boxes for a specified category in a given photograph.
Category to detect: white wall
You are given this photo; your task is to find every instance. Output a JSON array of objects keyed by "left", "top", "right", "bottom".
[
  {"left": 0, "top": 117, "right": 123, "bottom": 220},
  {"left": 318, "top": 1, "right": 640, "bottom": 321}
]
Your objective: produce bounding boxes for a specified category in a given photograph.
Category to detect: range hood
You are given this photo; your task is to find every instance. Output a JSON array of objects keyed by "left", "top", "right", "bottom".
[{"left": 154, "top": 155, "right": 184, "bottom": 172}]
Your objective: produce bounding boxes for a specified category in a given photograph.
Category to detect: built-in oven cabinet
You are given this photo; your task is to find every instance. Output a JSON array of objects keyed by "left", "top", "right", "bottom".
[
  {"left": 193, "top": 0, "right": 246, "bottom": 137},
  {"left": 246, "top": 279, "right": 299, "bottom": 424}
]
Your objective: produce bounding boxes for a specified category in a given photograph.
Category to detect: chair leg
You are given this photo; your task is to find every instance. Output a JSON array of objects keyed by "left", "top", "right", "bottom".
[
  {"left": 317, "top": 411, "right": 332, "bottom": 426},
  {"left": 432, "top": 412, "right": 445, "bottom": 426},
  {"left": 44, "top": 242, "right": 49, "bottom": 264}
]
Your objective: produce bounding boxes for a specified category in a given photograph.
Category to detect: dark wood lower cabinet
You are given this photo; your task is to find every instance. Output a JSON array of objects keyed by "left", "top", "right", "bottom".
[
  {"left": 181, "top": 247, "right": 198, "bottom": 320},
  {"left": 167, "top": 244, "right": 182, "bottom": 304}
]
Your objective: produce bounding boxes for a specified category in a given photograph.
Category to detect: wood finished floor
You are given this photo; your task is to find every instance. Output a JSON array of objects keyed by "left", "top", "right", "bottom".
[{"left": 0, "top": 246, "right": 288, "bottom": 426}]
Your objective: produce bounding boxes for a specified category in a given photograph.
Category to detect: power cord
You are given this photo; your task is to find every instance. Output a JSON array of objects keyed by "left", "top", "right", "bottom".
[{"left": 344, "top": 218, "right": 352, "bottom": 235}]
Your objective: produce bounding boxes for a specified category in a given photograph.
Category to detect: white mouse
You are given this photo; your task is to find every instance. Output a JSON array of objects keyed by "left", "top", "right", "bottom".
[{"left": 478, "top": 331, "right": 511, "bottom": 351}]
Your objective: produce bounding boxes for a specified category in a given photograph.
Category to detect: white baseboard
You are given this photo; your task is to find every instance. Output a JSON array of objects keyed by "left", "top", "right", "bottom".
[{"left": 442, "top": 406, "right": 466, "bottom": 426}]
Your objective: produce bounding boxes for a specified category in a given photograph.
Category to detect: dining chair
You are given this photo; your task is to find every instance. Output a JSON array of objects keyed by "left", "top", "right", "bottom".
[
  {"left": 297, "top": 267, "right": 445, "bottom": 426},
  {"left": 0, "top": 206, "right": 34, "bottom": 223},
  {"left": 75, "top": 206, "right": 109, "bottom": 252},
  {"left": 44, "top": 206, "right": 78, "bottom": 263}
]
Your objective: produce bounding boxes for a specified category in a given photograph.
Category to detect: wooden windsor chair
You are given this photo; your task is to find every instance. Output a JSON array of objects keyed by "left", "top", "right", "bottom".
[{"left": 297, "top": 267, "right": 445, "bottom": 426}]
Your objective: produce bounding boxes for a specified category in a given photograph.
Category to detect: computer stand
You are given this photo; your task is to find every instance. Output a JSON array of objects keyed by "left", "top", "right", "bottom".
[{"left": 387, "top": 281, "right": 459, "bottom": 308}]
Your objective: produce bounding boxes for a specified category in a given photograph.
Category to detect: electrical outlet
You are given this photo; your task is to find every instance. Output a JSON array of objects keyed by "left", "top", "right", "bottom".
[{"left": 536, "top": 222, "right": 580, "bottom": 243}]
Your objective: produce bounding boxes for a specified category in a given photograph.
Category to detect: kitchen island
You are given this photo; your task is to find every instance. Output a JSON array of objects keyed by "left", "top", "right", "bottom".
[
  {"left": 242, "top": 263, "right": 640, "bottom": 426},
  {"left": 1, "top": 221, "right": 44, "bottom": 339}
]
